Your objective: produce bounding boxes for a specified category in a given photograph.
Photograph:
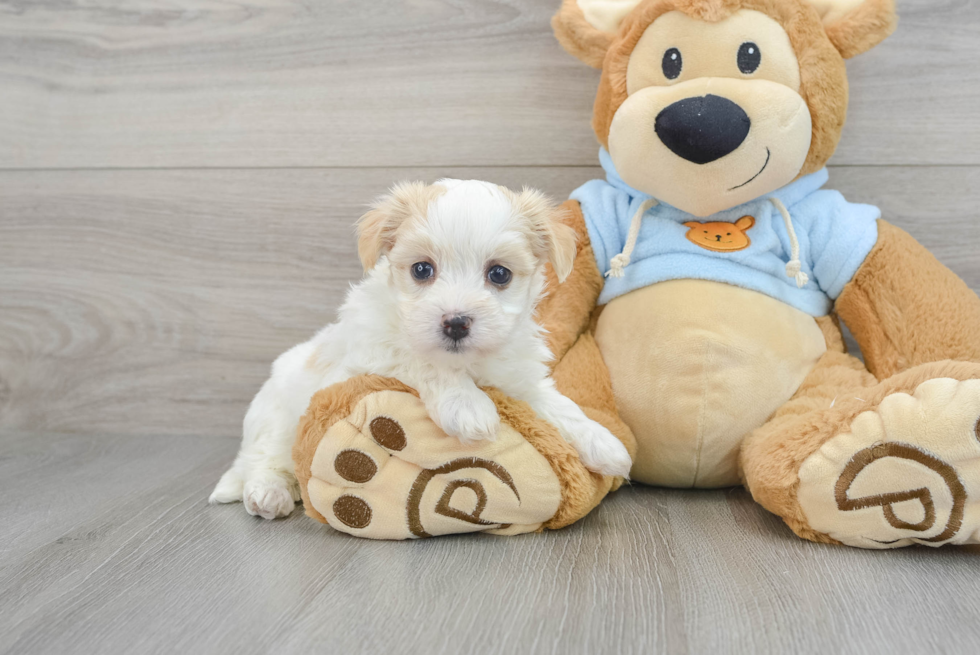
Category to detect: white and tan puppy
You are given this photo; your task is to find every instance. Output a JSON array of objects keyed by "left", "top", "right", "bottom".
[{"left": 210, "top": 179, "right": 632, "bottom": 519}]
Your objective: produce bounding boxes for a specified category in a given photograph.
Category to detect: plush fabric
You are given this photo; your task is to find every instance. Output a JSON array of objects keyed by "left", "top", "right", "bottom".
[
  {"left": 552, "top": 0, "right": 616, "bottom": 68},
  {"left": 836, "top": 221, "right": 980, "bottom": 379},
  {"left": 741, "top": 360, "right": 980, "bottom": 547},
  {"left": 595, "top": 279, "right": 827, "bottom": 486},
  {"left": 294, "top": 0, "right": 980, "bottom": 548},
  {"left": 294, "top": 375, "right": 624, "bottom": 538},
  {"left": 592, "top": 0, "right": 849, "bottom": 179},
  {"left": 572, "top": 149, "right": 880, "bottom": 313},
  {"left": 820, "top": 0, "right": 897, "bottom": 59},
  {"left": 535, "top": 199, "right": 606, "bottom": 365}
]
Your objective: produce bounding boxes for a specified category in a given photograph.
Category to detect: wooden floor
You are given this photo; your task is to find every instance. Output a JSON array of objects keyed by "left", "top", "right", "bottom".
[{"left": 1, "top": 1, "right": 979, "bottom": 653}]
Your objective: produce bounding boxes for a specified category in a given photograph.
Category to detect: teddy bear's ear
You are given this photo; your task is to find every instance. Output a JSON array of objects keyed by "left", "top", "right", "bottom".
[
  {"left": 804, "top": 0, "right": 898, "bottom": 59},
  {"left": 735, "top": 216, "right": 755, "bottom": 231},
  {"left": 683, "top": 221, "right": 700, "bottom": 229},
  {"left": 552, "top": 0, "right": 644, "bottom": 68}
]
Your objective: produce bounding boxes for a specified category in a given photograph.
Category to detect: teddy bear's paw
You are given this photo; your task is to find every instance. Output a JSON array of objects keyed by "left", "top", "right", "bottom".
[
  {"left": 303, "top": 390, "right": 563, "bottom": 539},
  {"left": 798, "top": 378, "right": 980, "bottom": 549}
]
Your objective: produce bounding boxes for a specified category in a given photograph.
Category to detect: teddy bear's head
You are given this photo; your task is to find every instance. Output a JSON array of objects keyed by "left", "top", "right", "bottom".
[{"left": 553, "top": 0, "right": 897, "bottom": 217}]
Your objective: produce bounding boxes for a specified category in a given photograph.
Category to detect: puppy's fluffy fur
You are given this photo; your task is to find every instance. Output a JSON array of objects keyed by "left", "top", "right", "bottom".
[{"left": 210, "top": 179, "right": 632, "bottom": 519}]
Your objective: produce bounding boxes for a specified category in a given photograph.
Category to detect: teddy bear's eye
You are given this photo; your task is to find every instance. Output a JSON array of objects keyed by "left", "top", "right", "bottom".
[
  {"left": 738, "top": 42, "right": 761, "bottom": 74},
  {"left": 662, "top": 48, "right": 682, "bottom": 80}
]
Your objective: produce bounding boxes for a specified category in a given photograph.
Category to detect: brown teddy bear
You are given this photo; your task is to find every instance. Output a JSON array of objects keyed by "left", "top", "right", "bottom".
[{"left": 293, "top": 0, "right": 980, "bottom": 548}]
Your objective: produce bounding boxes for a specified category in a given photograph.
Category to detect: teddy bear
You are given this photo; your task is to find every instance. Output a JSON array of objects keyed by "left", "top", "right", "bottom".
[{"left": 292, "top": 0, "right": 980, "bottom": 548}]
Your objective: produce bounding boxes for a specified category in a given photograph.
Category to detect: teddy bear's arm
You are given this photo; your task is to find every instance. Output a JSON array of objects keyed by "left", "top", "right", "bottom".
[
  {"left": 536, "top": 199, "right": 605, "bottom": 365},
  {"left": 835, "top": 220, "right": 980, "bottom": 380}
]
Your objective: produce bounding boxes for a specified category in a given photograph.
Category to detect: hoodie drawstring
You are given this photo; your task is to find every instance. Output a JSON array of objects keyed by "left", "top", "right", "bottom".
[
  {"left": 605, "top": 198, "right": 658, "bottom": 279},
  {"left": 768, "top": 197, "right": 809, "bottom": 288},
  {"left": 605, "top": 195, "right": 809, "bottom": 289}
]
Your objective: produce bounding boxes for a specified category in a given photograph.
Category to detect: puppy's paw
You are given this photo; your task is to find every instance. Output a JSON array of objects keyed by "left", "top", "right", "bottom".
[
  {"left": 209, "top": 467, "right": 245, "bottom": 504},
  {"left": 243, "top": 473, "right": 299, "bottom": 520},
  {"left": 436, "top": 389, "right": 501, "bottom": 444},
  {"left": 570, "top": 420, "right": 632, "bottom": 478}
]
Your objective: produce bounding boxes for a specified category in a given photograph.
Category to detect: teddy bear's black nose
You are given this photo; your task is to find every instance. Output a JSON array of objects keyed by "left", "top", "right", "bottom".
[{"left": 655, "top": 94, "right": 751, "bottom": 165}]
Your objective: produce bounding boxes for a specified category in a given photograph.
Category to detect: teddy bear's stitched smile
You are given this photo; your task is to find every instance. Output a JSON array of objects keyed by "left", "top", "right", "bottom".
[{"left": 730, "top": 147, "right": 771, "bottom": 191}]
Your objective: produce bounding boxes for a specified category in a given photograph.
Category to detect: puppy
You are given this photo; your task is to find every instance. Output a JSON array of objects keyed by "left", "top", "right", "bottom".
[{"left": 210, "top": 179, "right": 632, "bottom": 519}]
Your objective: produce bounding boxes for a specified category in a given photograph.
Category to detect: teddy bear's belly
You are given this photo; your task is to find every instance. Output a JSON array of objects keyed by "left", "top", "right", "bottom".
[{"left": 594, "top": 279, "right": 827, "bottom": 487}]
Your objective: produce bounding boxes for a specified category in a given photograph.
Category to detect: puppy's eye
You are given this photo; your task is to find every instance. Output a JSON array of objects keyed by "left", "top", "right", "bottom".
[
  {"left": 411, "top": 262, "right": 434, "bottom": 281},
  {"left": 738, "top": 42, "right": 761, "bottom": 74},
  {"left": 487, "top": 265, "right": 512, "bottom": 286},
  {"left": 662, "top": 47, "right": 682, "bottom": 80}
]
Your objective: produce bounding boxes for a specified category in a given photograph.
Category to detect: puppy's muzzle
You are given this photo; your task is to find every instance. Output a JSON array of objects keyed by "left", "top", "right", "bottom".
[
  {"left": 442, "top": 315, "right": 472, "bottom": 342},
  {"left": 655, "top": 94, "right": 750, "bottom": 165}
]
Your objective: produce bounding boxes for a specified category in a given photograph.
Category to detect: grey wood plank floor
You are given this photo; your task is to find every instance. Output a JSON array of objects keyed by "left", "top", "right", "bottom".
[{"left": 1, "top": 1, "right": 979, "bottom": 654}]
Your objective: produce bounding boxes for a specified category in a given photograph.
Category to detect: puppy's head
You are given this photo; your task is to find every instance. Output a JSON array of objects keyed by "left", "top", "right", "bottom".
[{"left": 357, "top": 179, "right": 575, "bottom": 358}]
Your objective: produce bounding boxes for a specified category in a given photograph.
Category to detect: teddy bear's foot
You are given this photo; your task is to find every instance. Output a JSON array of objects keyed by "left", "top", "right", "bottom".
[
  {"left": 294, "top": 383, "right": 569, "bottom": 539},
  {"left": 797, "top": 378, "right": 980, "bottom": 548}
]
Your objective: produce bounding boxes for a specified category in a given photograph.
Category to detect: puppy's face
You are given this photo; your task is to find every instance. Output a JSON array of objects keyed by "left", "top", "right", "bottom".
[{"left": 357, "top": 180, "right": 575, "bottom": 359}]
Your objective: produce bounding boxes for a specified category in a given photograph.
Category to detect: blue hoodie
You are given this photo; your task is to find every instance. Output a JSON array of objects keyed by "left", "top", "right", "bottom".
[{"left": 571, "top": 149, "right": 881, "bottom": 317}]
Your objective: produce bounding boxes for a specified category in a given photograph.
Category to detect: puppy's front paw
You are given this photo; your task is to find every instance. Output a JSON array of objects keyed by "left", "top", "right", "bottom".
[
  {"left": 436, "top": 390, "right": 501, "bottom": 444},
  {"left": 242, "top": 474, "right": 299, "bottom": 520},
  {"left": 570, "top": 420, "right": 632, "bottom": 478}
]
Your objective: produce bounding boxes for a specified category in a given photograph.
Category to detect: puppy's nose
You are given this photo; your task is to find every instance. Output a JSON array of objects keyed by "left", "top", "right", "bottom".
[
  {"left": 655, "top": 94, "right": 750, "bottom": 165},
  {"left": 442, "top": 315, "right": 472, "bottom": 342}
]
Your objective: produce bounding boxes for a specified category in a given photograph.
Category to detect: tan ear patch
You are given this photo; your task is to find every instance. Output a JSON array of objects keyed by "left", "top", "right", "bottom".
[
  {"left": 355, "top": 182, "right": 446, "bottom": 270},
  {"left": 503, "top": 187, "right": 578, "bottom": 283},
  {"left": 735, "top": 215, "right": 756, "bottom": 231}
]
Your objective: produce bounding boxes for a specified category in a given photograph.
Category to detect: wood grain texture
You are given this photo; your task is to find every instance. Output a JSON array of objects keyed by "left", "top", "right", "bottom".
[
  {"left": 1, "top": 432, "right": 978, "bottom": 655},
  {"left": 2, "top": 166, "right": 978, "bottom": 438},
  {"left": 0, "top": 0, "right": 977, "bottom": 169},
  {"left": 2, "top": 0, "right": 980, "bottom": 653}
]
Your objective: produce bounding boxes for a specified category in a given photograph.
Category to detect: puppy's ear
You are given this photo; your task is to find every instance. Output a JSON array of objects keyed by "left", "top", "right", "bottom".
[
  {"left": 547, "top": 214, "right": 578, "bottom": 284},
  {"left": 804, "top": 0, "right": 898, "bottom": 59},
  {"left": 356, "top": 181, "right": 440, "bottom": 271},
  {"left": 510, "top": 187, "right": 578, "bottom": 284},
  {"left": 552, "top": 0, "right": 643, "bottom": 68}
]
